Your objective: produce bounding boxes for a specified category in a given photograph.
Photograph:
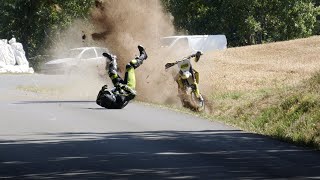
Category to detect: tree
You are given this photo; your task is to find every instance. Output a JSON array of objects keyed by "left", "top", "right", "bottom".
[
  {"left": 314, "top": 0, "right": 320, "bottom": 34},
  {"left": 162, "top": 0, "right": 319, "bottom": 46}
]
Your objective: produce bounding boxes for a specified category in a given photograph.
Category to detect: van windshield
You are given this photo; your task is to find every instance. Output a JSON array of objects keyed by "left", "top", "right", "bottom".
[
  {"left": 160, "top": 38, "right": 176, "bottom": 47},
  {"left": 66, "top": 49, "right": 84, "bottom": 58}
]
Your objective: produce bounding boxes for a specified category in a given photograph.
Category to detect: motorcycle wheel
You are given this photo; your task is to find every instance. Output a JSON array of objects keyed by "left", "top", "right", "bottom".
[{"left": 190, "top": 92, "right": 205, "bottom": 112}]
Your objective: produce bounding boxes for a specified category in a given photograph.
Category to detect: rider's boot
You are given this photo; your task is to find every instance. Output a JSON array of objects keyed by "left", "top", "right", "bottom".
[
  {"left": 103, "top": 52, "right": 122, "bottom": 87},
  {"left": 103, "top": 52, "right": 118, "bottom": 75},
  {"left": 129, "top": 45, "right": 148, "bottom": 69},
  {"left": 138, "top": 45, "right": 148, "bottom": 61}
]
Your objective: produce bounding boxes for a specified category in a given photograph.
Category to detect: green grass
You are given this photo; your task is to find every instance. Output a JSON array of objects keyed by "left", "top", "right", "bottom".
[
  {"left": 210, "top": 91, "right": 244, "bottom": 100},
  {"left": 0, "top": 73, "right": 34, "bottom": 75},
  {"left": 208, "top": 71, "right": 320, "bottom": 150}
]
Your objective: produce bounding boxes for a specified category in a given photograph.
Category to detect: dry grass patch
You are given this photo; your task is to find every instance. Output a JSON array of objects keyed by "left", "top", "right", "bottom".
[{"left": 197, "top": 36, "right": 320, "bottom": 93}]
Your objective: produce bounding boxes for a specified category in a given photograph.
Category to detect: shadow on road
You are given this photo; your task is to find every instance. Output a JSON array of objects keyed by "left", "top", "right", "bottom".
[
  {"left": 1, "top": 130, "right": 320, "bottom": 179},
  {"left": 14, "top": 101, "right": 95, "bottom": 104}
]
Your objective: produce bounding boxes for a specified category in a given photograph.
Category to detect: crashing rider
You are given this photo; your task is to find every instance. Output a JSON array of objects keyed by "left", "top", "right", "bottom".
[{"left": 96, "top": 45, "right": 148, "bottom": 109}]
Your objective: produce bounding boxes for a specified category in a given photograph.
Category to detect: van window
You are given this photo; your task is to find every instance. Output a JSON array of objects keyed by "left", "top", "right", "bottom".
[
  {"left": 81, "top": 49, "right": 97, "bottom": 59},
  {"left": 95, "top": 48, "right": 107, "bottom": 57},
  {"left": 160, "top": 37, "right": 176, "bottom": 47},
  {"left": 174, "top": 38, "right": 189, "bottom": 49}
]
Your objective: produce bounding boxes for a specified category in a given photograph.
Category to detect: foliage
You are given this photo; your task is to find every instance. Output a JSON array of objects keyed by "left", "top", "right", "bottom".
[
  {"left": 315, "top": 0, "right": 320, "bottom": 34},
  {"left": 255, "top": 93, "right": 320, "bottom": 149},
  {"left": 0, "top": 0, "right": 94, "bottom": 69},
  {"left": 162, "top": 0, "right": 319, "bottom": 46},
  {"left": 218, "top": 71, "right": 320, "bottom": 150}
]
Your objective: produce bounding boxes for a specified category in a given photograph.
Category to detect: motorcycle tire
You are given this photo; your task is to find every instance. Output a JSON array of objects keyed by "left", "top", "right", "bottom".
[{"left": 190, "top": 92, "right": 205, "bottom": 112}]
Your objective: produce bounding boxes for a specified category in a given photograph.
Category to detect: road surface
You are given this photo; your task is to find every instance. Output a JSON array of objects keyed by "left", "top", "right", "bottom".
[{"left": 0, "top": 74, "right": 320, "bottom": 179}]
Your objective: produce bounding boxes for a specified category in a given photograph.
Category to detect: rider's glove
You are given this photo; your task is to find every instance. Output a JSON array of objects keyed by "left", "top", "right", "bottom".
[
  {"left": 165, "top": 62, "right": 177, "bottom": 69},
  {"left": 195, "top": 51, "right": 203, "bottom": 62}
]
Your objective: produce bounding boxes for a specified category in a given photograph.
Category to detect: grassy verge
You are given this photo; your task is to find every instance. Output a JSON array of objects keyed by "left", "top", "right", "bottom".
[{"left": 207, "top": 71, "right": 320, "bottom": 150}]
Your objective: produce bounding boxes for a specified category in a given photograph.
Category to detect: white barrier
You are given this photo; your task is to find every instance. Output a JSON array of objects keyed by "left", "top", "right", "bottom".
[
  {"left": 161, "top": 35, "right": 227, "bottom": 53},
  {"left": 0, "top": 38, "right": 34, "bottom": 74}
]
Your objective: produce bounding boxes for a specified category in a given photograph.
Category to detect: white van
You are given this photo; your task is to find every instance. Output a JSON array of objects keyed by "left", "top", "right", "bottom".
[{"left": 160, "top": 35, "right": 227, "bottom": 53}]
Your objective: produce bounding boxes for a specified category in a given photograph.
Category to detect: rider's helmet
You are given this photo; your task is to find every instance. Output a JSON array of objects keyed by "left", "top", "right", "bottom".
[
  {"left": 195, "top": 51, "right": 203, "bottom": 62},
  {"left": 101, "top": 89, "right": 116, "bottom": 108}
]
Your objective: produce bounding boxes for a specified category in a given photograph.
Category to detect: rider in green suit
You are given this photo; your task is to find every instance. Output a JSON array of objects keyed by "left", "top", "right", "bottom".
[{"left": 96, "top": 45, "right": 148, "bottom": 109}]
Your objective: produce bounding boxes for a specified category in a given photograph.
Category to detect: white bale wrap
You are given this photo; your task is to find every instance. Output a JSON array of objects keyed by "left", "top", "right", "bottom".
[{"left": 0, "top": 38, "right": 34, "bottom": 73}]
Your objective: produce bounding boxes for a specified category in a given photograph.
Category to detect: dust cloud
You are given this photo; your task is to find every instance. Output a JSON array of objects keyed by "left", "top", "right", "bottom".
[
  {"left": 44, "top": 19, "right": 107, "bottom": 100},
  {"left": 89, "top": 0, "right": 181, "bottom": 104},
  {"left": 45, "top": 0, "right": 183, "bottom": 104}
]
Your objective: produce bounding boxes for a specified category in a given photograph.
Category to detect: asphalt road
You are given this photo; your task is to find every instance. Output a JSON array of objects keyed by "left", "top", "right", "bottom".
[{"left": 0, "top": 74, "right": 320, "bottom": 179}]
